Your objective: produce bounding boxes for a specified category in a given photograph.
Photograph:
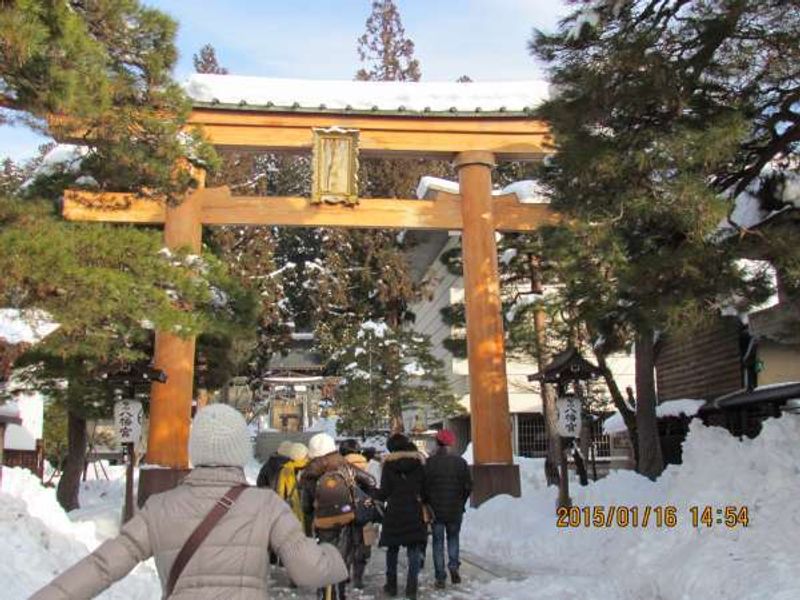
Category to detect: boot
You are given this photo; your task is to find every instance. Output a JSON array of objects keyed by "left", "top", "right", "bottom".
[
  {"left": 405, "top": 579, "right": 418, "bottom": 600},
  {"left": 434, "top": 579, "right": 447, "bottom": 590},
  {"left": 383, "top": 579, "right": 398, "bottom": 597},
  {"left": 449, "top": 567, "right": 461, "bottom": 585}
]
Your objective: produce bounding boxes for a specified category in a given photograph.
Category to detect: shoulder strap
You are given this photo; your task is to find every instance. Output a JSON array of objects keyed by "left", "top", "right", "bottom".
[{"left": 165, "top": 484, "right": 248, "bottom": 597}]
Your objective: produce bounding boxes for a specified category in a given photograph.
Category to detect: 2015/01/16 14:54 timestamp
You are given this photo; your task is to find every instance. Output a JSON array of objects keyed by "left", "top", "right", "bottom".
[{"left": 556, "top": 505, "right": 750, "bottom": 528}]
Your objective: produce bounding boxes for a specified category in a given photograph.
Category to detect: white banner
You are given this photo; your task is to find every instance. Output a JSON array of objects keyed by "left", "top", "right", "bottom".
[
  {"left": 556, "top": 395, "right": 582, "bottom": 437},
  {"left": 114, "top": 399, "right": 143, "bottom": 444}
]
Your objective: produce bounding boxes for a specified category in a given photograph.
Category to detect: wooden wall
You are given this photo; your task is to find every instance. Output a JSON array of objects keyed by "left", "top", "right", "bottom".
[{"left": 655, "top": 317, "right": 745, "bottom": 401}]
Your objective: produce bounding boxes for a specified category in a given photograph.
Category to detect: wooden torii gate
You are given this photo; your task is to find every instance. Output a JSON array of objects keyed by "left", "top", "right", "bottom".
[{"left": 62, "top": 76, "right": 556, "bottom": 505}]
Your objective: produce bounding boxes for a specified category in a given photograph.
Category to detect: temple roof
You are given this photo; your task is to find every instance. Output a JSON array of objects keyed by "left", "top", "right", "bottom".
[{"left": 184, "top": 74, "right": 549, "bottom": 117}]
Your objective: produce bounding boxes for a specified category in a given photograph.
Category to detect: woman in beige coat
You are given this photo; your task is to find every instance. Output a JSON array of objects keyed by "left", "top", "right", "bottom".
[{"left": 31, "top": 404, "right": 348, "bottom": 600}]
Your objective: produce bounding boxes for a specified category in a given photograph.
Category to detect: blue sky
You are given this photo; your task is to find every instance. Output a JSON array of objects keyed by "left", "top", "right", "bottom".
[{"left": 1, "top": 0, "right": 569, "bottom": 162}]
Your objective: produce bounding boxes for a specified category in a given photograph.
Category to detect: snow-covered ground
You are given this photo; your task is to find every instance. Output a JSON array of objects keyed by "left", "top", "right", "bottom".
[
  {"left": 462, "top": 414, "right": 800, "bottom": 600},
  {"left": 2, "top": 414, "right": 798, "bottom": 599}
]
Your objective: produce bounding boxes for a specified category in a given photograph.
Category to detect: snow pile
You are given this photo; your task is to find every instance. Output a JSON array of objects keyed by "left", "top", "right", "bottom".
[
  {"left": 184, "top": 74, "right": 549, "bottom": 113},
  {"left": 0, "top": 308, "right": 60, "bottom": 345},
  {"left": 0, "top": 467, "right": 160, "bottom": 599},
  {"left": 416, "top": 176, "right": 548, "bottom": 203},
  {"left": 463, "top": 416, "right": 800, "bottom": 600},
  {"left": 603, "top": 398, "right": 705, "bottom": 434}
]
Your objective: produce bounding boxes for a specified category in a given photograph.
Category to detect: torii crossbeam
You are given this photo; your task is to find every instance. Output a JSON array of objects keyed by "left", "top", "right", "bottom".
[{"left": 61, "top": 74, "right": 557, "bottom": 506}]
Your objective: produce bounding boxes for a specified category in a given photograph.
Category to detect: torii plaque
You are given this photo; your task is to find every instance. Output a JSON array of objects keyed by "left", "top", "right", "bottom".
[{"left": 60, "top": 77, "right": 557, "bottom": 506}]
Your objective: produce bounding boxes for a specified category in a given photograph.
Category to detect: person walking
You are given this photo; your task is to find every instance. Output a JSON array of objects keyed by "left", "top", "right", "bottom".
[
  {"left": 424, "top": 429, "right": 472, "bottom": 589},
  {"left": 340, "top": 438, "right": 374, "bottom": 590},
  {"left": 276, "top": 442, "right": 309, "bottom": 527},
  {"left": 257, "top": 439, "right": 293, "bottom": 489},
  {"left": 301, "top": 433, "right": 375, "bottom": 600},
  {"left": 30, "top": 404, "right": 348, "bottom": 600},
  {"left": 378, "top": 434, "right": 427, "bottom": 600}
]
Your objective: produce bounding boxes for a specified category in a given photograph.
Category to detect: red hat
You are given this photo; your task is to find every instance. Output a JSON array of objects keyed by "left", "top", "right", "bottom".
[{"left": 436, "top": 429, "right": 456, "bottom": 446}]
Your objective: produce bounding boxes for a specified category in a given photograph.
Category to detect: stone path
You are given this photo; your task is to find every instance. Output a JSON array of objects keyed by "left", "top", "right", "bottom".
[{"left": 270, "top": 544, "right": 522, "bottom": 600}]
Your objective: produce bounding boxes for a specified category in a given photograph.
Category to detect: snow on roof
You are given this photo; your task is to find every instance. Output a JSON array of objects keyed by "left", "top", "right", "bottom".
[
  {"left": 184, "top": 74, "right": 550, "bottom": 116},
  {"left": 416, "top": 176, "right": 549, "bottom": 203},
  {"left": 603, "top": 399, "right": 706, "bottom": 435},
  {"left": 0, "top": 309, "right": 60, "bottom": 345}
]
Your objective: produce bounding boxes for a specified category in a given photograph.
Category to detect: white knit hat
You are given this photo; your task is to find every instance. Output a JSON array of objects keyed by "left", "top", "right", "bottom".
[
  {"left": 189, "top": 404, "right": 252, "bottom": 467},
  {"left": 277, "top": 440, "right": 294, "bottom": 457},
  {"left": 289, "top": 442, "right": 309, "bottom": 462},
  {"left": 308, "top": 433, "right": 337, "bottom": 459}
]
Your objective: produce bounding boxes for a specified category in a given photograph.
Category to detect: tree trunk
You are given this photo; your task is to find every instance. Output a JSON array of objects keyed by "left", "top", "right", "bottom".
[
  {"left": 529, "top": 254, "right": 562, "bottom": 488},
  {"left": 578, "top": 416, "right": 591, "bottom": 484},
  {"left": 634, "top": 330, "right": 664, "bottom": 480},
  {"left": 594, "top": 351, "right": 639, "bottom": 464},
  {"left": 389, "top": 399, "right": 405, "bottom": 434},
  {"left": 56, "top": 411, "right": 87, "bottom": 511}
]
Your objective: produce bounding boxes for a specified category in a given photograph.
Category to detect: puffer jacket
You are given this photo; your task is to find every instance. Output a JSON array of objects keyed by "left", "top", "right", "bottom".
[
  {"left": 30, "top": 466, "right": 348, "bottom": 600},
  {"left": 377, "top": 451, "right": 427, "bottom": 548},
  {"left": 276, "top": 457, "right": 308, "bottom": 522},
  {"left": 424, "top": 446, "right": 472, "bottom": 523},
  {"left": 300, "top": 452, "right": 376, "bottom": 518}
]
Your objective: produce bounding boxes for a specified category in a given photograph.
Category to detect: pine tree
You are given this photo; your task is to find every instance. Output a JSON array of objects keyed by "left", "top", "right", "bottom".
[
  {"left": 0, "top": 1, "right": 217, "bottom": 199},
  {"left": 193, "top": 43, "right": 229, "bottom": 74},
  {"left": 529, "top": 0, "right": 790, "bottom": 479}
]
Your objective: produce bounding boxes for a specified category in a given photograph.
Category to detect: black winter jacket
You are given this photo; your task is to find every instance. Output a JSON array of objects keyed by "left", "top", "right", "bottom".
[
  {"left": 257, "top": 453, "right": 290, "bottom": 489},
  {"left": 424, "top": 447, "right": 472, "bottom": 523},
  {"left": 377, "top": 451, "right": 427, "bottom": 547}
]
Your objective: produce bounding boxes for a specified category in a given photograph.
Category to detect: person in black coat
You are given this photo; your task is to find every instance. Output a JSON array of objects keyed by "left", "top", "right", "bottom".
[
  {"left": 424, "top": 429, "right": 472, "bottom": 588},
  {"left": 377, "top": 434, "right": 427, "bottom": 600}
]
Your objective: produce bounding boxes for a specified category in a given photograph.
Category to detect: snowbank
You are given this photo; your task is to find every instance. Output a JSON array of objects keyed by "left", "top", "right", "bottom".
[
  {"left": 184, "top": 74, "right": 549, "bottom": 113},
  {"left": 603, "top": 398, "right": 705, "bottom": 434},
  {"left": 0, "top": 467, "right": 160, "bottom": 599},
  {"left": 462, "top": 415, "right": 800, "bottom": 600}
]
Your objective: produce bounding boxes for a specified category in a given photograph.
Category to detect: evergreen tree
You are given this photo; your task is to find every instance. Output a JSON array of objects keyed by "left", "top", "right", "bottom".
[
  {"left": 355, "top": 0, "right": 421, "bottom": 82},
  {"left": 529, "top": 0, "right": 790, "bottom": 479},
  {"left": 0, "top": 196, "right": 259, "bottom": 508},
  {"left": 333, "top": 321, "right": 460, "bottom": 433},
  {"left": 193, "top": 43, "right": 229, "bottom": 74},
  {"left": 333, "top": 0, "right": 456, "bottom": 432},
  {"left": 1, "top": 0, "right": 217, "bottom": 199}
]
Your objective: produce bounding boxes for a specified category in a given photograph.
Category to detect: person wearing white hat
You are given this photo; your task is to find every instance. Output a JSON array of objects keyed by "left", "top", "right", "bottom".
[
  {"left": 31, "top": 404, "right": 347, "bottom": 600},
  {"left": 301, "top": 433, "right": 376, "bottom": 600}
]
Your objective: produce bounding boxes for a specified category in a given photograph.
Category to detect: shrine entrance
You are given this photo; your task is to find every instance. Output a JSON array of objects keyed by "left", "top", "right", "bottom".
[{"left": 63, "top": 75, "right": 557, "bottom": 505}]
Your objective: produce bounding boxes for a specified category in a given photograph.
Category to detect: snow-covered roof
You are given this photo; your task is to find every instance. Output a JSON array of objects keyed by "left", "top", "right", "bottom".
[
  {"left": 416, "top": 176, "right": 548, "bottom": 203},
  {"left": 184, "top": 74, "right": 549, "bottom": 116},
  {"left": 603, "top": 399, "right": 706, "bottom": 435},
  {"left": 0, "top": 309, "right": 60, "bottom": 345}
]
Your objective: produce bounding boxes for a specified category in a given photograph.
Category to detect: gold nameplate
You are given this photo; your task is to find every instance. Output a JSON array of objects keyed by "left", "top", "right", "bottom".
[{"left": 311, "top": 127, "right": 359, "bottom": 206}]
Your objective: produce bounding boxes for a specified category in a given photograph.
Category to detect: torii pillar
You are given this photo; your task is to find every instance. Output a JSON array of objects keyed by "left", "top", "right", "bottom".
[
  {"left": 456, "top": 151, "right": 520, "bottom": 506},
  {"left": 138, "top": 177, "right": 204, "bottom": 505}
]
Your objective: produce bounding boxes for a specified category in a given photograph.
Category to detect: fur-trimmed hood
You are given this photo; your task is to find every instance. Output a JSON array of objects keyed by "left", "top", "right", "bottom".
[{"left": 383, "top": 450, "right": 425, "bottom": 474}]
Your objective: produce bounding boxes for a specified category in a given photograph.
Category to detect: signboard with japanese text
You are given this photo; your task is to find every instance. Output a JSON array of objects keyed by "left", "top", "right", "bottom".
[
  {"left": 556, "top": 395, "right": 582, "bottom": 437},
  {"left": 113, "top": 399, "right": 143, "bottom": 444}
]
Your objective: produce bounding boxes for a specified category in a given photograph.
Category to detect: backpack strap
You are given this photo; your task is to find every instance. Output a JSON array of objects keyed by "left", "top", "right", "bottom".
[{"left": 165, "top": 484, "right": 248, "bottom": 597}]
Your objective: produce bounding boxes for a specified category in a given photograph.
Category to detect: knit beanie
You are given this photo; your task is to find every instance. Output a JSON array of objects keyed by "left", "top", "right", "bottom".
[
  {"left": 189, "top": 404, "right": 252, "bottom": 467},
  {"left": 277, "top": 440, "right": 294, "bottom": 457},
  {"left": 436, "top": 429, "right": 456, "bottom": 447},
  {"left": 289, "top": 442, "right": 309, "bottom": 462},
  {"left": 308, "top": 433, "right": 337, "bottom": 459}
]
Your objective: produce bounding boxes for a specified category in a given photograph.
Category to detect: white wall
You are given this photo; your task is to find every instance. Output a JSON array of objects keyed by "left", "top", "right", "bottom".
[{"left": 409, "top": 237, "right": 637, "bottom": 425}]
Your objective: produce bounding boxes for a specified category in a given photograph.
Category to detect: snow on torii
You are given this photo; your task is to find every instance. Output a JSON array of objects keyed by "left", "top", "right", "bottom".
[{"left": 60, "top": 74, "right": 559, "bottom": 505}]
